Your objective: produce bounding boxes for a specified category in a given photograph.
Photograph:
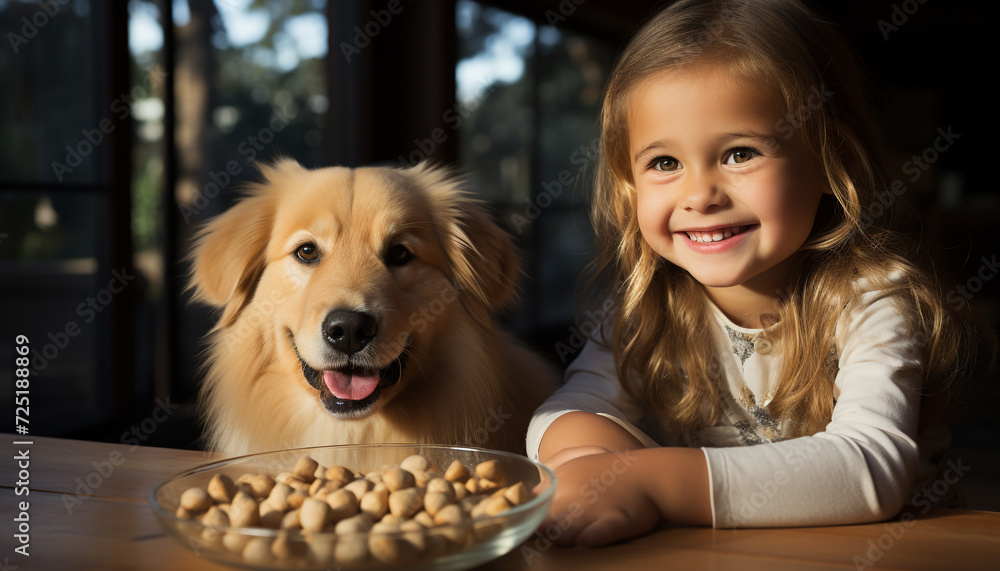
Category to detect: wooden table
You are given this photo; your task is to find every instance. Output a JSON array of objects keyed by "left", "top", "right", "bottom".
[{"left": 2, "top": 435, "right": 998, "bottom": 570}]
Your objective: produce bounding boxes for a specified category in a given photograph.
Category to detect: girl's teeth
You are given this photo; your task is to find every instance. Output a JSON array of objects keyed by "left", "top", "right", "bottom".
[{"left": 687, "top": 226, "right": 744, "bottom": 243}]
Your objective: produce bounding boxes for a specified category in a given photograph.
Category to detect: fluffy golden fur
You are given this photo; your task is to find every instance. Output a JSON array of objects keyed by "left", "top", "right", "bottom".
[{"left": 189, "top": 160, "right": 557, "bottom": 455}]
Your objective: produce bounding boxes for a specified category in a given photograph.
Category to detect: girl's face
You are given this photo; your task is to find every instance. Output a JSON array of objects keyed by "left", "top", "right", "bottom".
[{"left": 628, "top": 64, "right": 829, "bottom": 305}]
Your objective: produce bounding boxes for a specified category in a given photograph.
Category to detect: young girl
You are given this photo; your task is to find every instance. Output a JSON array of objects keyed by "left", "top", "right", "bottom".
[{"left": 527, "top": 0, "right": 982, "bottom": 547}]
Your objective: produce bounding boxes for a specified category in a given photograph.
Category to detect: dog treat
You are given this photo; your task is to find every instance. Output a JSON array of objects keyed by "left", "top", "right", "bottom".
[
  {"left": 293, "top": 455, "right": 319, "bottom": 483},
  {"left": 327, "top": 488, "right": 361, "bottom": 523},
  {"left": 444, "top": 459, "right": 470, "bottom": 482},
  {"left": 325, "top": 465, "right": 354, "bottom": 484},
  {"left": 504, "top": 481, "right": 532, "bottom": 506},
  {"left": 180, "top": 487, "right": 213, "bottom": 512},
  {"left": 207, "top": 474, "right": 237, "bottom": 503},
  {"left": 242, "top": 537, "right": 272, "bottom": 565},
  {"left": 299, "top": 498, "right": 330, "bottom": 533},
  {"left": 268, "top": 483, "right": 294, "bottom": 511},
  {"left": 344, "top": 477, "right": 373, "bottom": 500},
  {"left": 229, "top": 490, "right": 261, "bottom": 527},
  {"left": 381, "top": 466, "right": 416, "bottom": 493},
  {"left": 360, "top": 487, "right": 389, "bottom": 519},
  {"left": 172, "top": 453, "right": 537, "bottom": 568},
  {"left": 475, "top": 459, "right": 505, "bottom": 484},
  {"left": 399, "top": 454, "right": 430, "bottom": 474}
]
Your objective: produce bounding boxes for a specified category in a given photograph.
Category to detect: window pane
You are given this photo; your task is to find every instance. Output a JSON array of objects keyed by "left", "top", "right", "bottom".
[
  {"left": 1, "top": 0, "right": 109, "bottom": 185},
  {"left": 536, "top": 28, "right": 614, "bottom": 206},
  {"left": 0, "top": 190, "right": 109, "bottom": 432},
  {"left": 0, "top": 191, "right": 103, "bottom": 262},
  {"left": 456, "top": 0, "right": 535, "bottom": 205},
  {"left": 456, "top": 2, "right": 615, "bottom": 334}
]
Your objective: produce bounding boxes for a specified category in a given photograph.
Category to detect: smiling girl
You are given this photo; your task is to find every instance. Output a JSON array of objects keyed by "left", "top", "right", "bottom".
[{"left": 527, "top": 0, "right": 981, "bottom": 546}]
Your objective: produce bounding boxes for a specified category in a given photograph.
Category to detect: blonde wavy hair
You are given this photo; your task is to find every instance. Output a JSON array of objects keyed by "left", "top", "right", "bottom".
[{"left": 587, "top": 0, "right": 980, "bottom": 437}]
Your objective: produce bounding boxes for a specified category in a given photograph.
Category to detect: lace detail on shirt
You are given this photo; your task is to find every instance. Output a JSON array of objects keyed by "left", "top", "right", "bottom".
[
  {"left": 736, "top": 385, "right": 781, "bottom": 444},
  {"left": 726, "top": 326, "right": 756, "bottom": 370},
  {"left": 722, "top": 325, "right": 782, "bottom": 445}
]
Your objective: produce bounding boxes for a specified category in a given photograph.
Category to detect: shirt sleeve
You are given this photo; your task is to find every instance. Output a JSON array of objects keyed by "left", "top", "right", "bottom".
[
  {"left": 705, "top": 290, "right": 924, "bottom": 528},
  {"left": 525, "top": 338, "right": 658, "bottom": 461}
]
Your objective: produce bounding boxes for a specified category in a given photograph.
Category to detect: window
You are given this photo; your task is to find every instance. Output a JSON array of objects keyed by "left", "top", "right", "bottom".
[
  {"left": 455, "top": 0, "right": 615, "bottom": 357},
  {"left": 1, "top": 0, "right": 130, "bottom": 432}
]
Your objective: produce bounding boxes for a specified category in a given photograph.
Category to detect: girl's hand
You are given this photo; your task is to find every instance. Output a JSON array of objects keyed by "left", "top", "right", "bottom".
[
  {"left": 538, "top": 447, "right": 712, "bottom": 547},
  {"left": 539, "top": 450, "right": 660, "bottom": 547}
]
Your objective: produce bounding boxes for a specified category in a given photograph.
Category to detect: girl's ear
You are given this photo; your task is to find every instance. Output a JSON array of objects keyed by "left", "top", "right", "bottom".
[{"left": 187, "top": 192, "right": 275, "bottom": 328}]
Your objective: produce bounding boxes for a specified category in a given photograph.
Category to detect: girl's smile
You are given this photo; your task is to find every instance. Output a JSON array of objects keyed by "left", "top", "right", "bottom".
[
  {"left": 628, "top": 64, "right": 830, "bottom": 320},
  {"left": 679, "top": 224, "right": 755, "bottom": 250}
]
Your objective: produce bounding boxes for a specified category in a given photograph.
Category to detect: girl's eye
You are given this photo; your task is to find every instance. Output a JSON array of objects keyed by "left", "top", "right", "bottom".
[
  {"left": 650, "top": 156, "right": 680, "bottom": 172},
  {"left": 385, "top": 244, "right": 414, "bottom": 266},
  {"left": 295, "top": 243, "right": 320, "bottom": 263},
  {"left": 724, "top": 147, "right": 760, "bottom": 165}
]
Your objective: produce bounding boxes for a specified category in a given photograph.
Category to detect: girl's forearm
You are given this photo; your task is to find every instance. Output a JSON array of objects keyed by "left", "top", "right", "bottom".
[
  {"left": 631, "top": 446, "right": 713, "bottom": 526},
  {"left": 540, "top": 443, "right": 713, "bottom": 546},
  {"left": 538, "top": 412, "right": 713, "bottom": 533}
]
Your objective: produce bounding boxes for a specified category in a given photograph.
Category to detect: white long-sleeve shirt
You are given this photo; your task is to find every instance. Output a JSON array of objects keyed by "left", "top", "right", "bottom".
[{"left": 527, "top": 287, "right": 951, "bottom": 528}]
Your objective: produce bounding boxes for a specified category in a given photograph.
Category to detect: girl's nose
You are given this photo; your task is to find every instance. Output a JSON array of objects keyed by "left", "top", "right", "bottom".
[{"left": 679, "top": 171, "right": 729, "bottom": 212}]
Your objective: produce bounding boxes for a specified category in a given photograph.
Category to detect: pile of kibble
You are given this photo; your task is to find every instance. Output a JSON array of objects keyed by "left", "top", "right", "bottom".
[{"left": 172, "top": 453, "right": 535, "bottom": 566}]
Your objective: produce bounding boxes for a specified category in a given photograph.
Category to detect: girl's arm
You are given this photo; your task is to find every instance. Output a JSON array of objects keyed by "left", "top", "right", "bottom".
[
  {"left": 537, "top": 411, "right": 646, "bottom": 468},
  {"left": 529, "top": 338, "right": 712, "bottom": 545},
  {"left": 527, "top": 337, "right": 656, "bottom": 463},
  {"left": 532, "top": 285, "right": 930, "bottom": 541},
  {"left": 541, "top": 445, "right": 712, "bottom": 547}
]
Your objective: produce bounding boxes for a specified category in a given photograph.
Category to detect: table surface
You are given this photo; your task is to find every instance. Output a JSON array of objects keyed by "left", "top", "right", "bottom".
[{"left": 2, "top": 435, "right": 999, "bottom": 571}]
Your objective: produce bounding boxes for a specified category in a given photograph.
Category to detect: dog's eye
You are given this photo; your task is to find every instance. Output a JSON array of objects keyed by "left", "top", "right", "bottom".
[
  {"left": 295, "top": 243, "right": 320, "bottom": 263},
  {"left": 385, "top": 244, "right": 414, "bottom": 266}
]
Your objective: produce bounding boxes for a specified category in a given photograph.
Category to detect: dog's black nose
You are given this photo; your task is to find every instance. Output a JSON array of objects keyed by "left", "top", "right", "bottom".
[{"left": 322, "top": 310, "right": 378, "bottom": 355}]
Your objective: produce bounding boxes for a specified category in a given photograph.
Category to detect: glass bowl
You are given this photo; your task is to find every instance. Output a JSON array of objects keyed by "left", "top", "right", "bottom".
[{"left": 151, "top": 444, "right": 555, "bottom": 570}]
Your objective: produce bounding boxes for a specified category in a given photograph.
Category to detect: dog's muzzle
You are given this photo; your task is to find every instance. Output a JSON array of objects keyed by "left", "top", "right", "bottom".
[{"left": 290, "top": 312, "right": 409, "bottom": 417}]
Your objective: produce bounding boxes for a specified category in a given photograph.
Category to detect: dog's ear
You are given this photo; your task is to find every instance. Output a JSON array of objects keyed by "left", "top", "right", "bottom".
[
  {"left": 410, "top": 163, "right": 520, "bottom": 312},
  {"left": 187, "top": 160, "right": 295, "bottom": 327},
  {"left": 452, "top": 202, "right": 521, "bottom": 309}
]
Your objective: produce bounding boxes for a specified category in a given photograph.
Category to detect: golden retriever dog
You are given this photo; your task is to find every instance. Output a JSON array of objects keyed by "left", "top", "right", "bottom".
[{"left": 188, "top": 159, "right": 557, "bottom": 456}]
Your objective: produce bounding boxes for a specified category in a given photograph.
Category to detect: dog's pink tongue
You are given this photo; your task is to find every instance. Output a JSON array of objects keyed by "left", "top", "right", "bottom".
[{"left": 324, "top": 368, "right": 380, "bottom": 400}]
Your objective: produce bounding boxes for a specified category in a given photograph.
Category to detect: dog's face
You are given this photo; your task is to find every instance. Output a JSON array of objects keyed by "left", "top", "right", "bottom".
[{"left": 190, "top": 160, "right": 519, "bottom": 419}]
